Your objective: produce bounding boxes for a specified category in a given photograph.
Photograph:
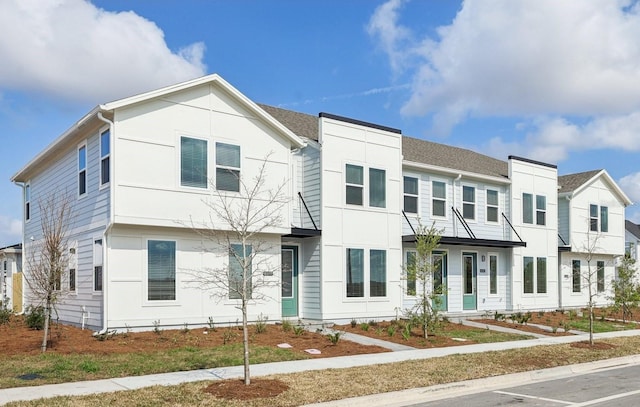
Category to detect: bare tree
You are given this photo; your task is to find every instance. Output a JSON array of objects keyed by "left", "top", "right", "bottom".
[
  {"left": 578, "top": 231, "right": 603, "bottom": 345},
  {"left": 403, "top": 220, "right": 443, "bottom": 339},
  {"left": 25, "top": 192, "right": 72, "bottom": 352},
  {"left": 185, "top": 155, "right": 288, "bottom": 385}
]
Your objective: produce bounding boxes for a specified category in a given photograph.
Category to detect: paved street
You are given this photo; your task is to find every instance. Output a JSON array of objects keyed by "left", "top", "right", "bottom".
[{"left": 412, "top": 364, "right": 640, "bottom": 406}]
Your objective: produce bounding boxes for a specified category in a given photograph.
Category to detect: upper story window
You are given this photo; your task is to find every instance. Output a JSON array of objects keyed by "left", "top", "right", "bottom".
[
  {"left": 369, "top": 168, "right": 386, "bottom": 208},
  {"left": 216, "top": 142, "right": 241, "bottom": 192},
  {"left": 486, "top": 189, "right": 499, "bottom": 222},
  {"left": 590, "top": 204, "right": 608, "bottom": 232},
  {"left": 78, "top": 144, "right": 87, "bottom": 196},
  {"left": 181, "top": 137, "right": 208, "bottom": 188},
  {"left": 24, "top": 183, "right": 30, "bottom": 221},
  {"left": 345, "top": 164, "right": 364, "bottom": 205},
  {"left": 523, "top": 193, "right": 533, "bottom": 224},
  {"left": 403, "top": 176, "right": 418, "bottom": 214},
  {"left": 462, "top": 186, "right": 475, "bottom": 220},
  {"left": 432, "top": 181, "right": 446, "bottom": 217},
  {"left": 536, "top": 195, "right": 546, "bottom": 225},
  {"left": 100, "top": 129, "right": 110, "bottom": 186}
]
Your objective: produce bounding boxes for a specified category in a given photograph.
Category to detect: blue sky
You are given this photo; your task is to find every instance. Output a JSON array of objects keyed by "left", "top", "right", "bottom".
[{"left": 1, "top": 0, "right": 640, "bottom": 246}]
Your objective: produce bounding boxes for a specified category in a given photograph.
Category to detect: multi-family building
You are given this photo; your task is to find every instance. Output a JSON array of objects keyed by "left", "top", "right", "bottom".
[
  {"left": 0, "top": 243, "right": 22, "bottom": 312},
  {"left": 11, "top": 74, "right": 632, "bottom": 331}
]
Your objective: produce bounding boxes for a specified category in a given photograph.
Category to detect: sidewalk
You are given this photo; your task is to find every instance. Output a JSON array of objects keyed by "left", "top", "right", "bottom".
[{"left": 1, "top": 326, "right": 639, "bottom": 405}]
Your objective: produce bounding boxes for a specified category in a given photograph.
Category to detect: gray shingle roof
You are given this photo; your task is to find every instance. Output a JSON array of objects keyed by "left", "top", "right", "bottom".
[
  {"left": 626, "top": 220, "right": 640, "bottom": 240},
  {"left": 557, "top": 170, "right": 602, "bottom": 194},
  {"left": 258, "top": 104, "right": 318, "bottom": 141}
]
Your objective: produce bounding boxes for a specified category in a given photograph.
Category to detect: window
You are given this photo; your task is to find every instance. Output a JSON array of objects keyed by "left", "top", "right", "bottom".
[
  {"left": 181, "top": 137, "right": 207, "bottom": 188},
  {"left": 3, "top": 260, "right": 6, "bottom": 271},
  {"left": 148, "top": 240, "right": 176, "bottom": 301},
  {"left": 523, "top": 257, "right": 534, "bottom": 293},
  {"left": 369, "top": 250, "right": 387, "bottom": 297},
  {"left": 369, "top": 168, "right": 386, "bottom": 208},
  {"left": 346, "top": 248, "right": 364, "bottom": 297},
  {"left": 597, "top": 261, "right": 605, "bottom": 292},
  {"left": 523, "top": 193, "right": 533, "bottom": 224},
  {"left": 537, "top": 257, "right": 547, "bottom": 294},
  {"left": 216, "top": 142, "right": 241, "bottom": 192},
  {"left": 69, "top": 268, "right": 76, "bottom": 292},
  {"left": 462, "top": 186, "right": 475, "bottom": 220},
  {"left": 489, "top": 255, "right": 498, "bottom": 294},
  {"left": 78, "top": 144, "right": 87, "bottom": 196},
  {"left": 94, "top": 239, "right": 103, "bottom": 292},
  {"left": 572, "top": 260, "right": 581, "bottom": 293},
  {"left": 486, "top": 190, "right": 499, "bottom": 222},
  {"left": 600, "top": 207, "right": 608, "bottom": 232},
  {"left": 403, "top": 176, "right": 418, "bottom": 214},
  {"left": 590, "top": 204, "right": 598, "bottom": 232},
  {"left": 536, "top": 195, "right": 546, "bottom": 225},
  {"left": 25, "top": 184, "right": 30, "bottom": 221},
  {"left": 345, "top": 165, "right": 364, "bottom": 205},
  {"left": 432, "top": 181, "right": 446, "bottom": 217},
  {"left": 406, "top": 251, "right": 416, "bottom": 296},
  {"left": 100, "top": 129, "right": 110, "bottom": 185},
  {"left": 229, "top": 243, "right": 252, "bottom": 300}
]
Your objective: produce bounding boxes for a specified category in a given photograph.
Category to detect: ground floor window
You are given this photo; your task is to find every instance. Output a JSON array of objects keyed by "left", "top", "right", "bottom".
[
  {"left": 524, "top": 256, "right": 547, "bottom": 294},
  {"left": 597, "top": 261, "right": 605, "bottom": 293},
  {"left": 147, "top": 240, "right": 176, "bottom": 301},
  {"left": 347, "top": 248, "right": 387, "bottom": 298},
  {"left": 229, "top": 244, "right": 252, "bottom": 300},
  {"left": 346, "top": 248, "right": 364, "bottom": 297},
  {"left": 370, "top": 250, "right": 386, "bottom": 297},
  {"left": 572, "top": 260, "right": 581, "bottom": 292},
  {"left": 406, "top": 251, "right": 416, "bottom": 296},
  {"left": 489, "top": 254, "right": 498, "bottom": 294}
]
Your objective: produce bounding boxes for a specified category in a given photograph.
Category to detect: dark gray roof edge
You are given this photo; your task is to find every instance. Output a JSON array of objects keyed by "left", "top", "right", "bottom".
[
  {"left": 319, "top": 112, "right": 402, "bottom": 134},
  {"left": 0, "top": 243, "right": 22, "bottom": 251},
  {"left": 626, "top": 220, "right": 640, "bottom": 239},
  {"left": 508, "top": 155, "right": 557, "bottom": 169}
]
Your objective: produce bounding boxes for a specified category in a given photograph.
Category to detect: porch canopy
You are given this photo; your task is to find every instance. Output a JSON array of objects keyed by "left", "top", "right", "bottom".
[{"left": 402, "top": 235, "right": 526, "bottom": 248}]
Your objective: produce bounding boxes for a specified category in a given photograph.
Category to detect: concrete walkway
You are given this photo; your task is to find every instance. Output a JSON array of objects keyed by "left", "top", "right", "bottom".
[{"left": 0, "top": 326, "right": 639, "bottom": 405}]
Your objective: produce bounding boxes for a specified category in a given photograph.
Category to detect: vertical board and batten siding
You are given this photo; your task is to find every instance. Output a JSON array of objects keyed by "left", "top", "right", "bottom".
[
  {"left": 106, "top": 225, "right": 282, "bottom": 329},
  {"left": 508, "top": 158, "right": 559, "bottom": 311},
  {"left": 112, "top": 83, "right": 292, "bottom": 234},
  {"left": 292, "top": 144, "right": 321, "bottom": 230},
  {"left": 299, "top": 237, "right": 322, "bottom": 319},
  {"left": 23, "top": 125, "right": 110, "bottom": 329},
  {"left": 319, "top": 117, "right": 402, "bottom": 321},
  {"left": 558, "top": 198, "right": 570, "bottom": 245}
]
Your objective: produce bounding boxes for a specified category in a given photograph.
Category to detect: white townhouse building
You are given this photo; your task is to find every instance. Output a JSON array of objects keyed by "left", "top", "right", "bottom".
[
  {"left": 625, "top": 220, "right": 640, "bottom": 265},
  {"left": 11, "top": 74, "right": 632, "bottom": 331},
  {"left": 0, "top": 243, "right": 22, "bottom": 312}
]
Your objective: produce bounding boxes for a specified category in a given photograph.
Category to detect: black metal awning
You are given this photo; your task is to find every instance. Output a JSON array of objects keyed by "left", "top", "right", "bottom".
[
  {"left": 402, "top": 235, "right": 526, "bottom": 248},
  {"left": 285, "top": 227, "right": 322, "bottom": 238},
  {"left": 558, "top": 245, "right": 572, "bottom": 252}
]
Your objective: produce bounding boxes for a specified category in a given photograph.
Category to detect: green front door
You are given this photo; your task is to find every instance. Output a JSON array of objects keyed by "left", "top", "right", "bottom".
[
  {"left": 281, "top": 246, "right": 298, "bottom": 317},
  {"left": 432, "top": 251, "right": 447, "bottom": 311},
  {"left": 462, "top": 252, "right": 477, "bottom": 310}
]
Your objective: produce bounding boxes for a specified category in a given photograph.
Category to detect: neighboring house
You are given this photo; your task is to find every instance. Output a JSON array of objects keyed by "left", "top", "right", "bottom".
[
  {"left": 11, "top": 74, "right": 633, "bottom": 331},
  {"left": 625, "top": 220, "right": 640, "bottom": 267},
  {"left": 0, "top": 243, "right": 22, "bottom": 312},
  {"left": 557, "top": 170, "right": 632, "bottom": 308}
]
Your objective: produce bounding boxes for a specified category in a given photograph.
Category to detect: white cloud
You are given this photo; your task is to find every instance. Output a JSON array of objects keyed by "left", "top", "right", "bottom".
[
  {"left": 0, "top": 0, "right": 206, "bottom": 104},
  {"left": 619, "top": 172, "right": 640, "bottom": 204},
  {"left": 0, "top": 216, "right": 22, "bottom": 248},
  {"left": 369, "top": 0, "right": 640, "bottom": 135}
]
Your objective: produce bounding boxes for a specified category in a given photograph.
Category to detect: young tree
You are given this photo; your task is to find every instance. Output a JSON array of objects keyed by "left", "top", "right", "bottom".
[
  {"left": 186, "top": 156, "right": 288, "bottom": 385},
  {"left": 579, "top": 232, "right": 603, "bottom": 345},
  {"left": 404, "top": 221, "right": 443, "bottom": 339},
  {"left": 25, "top": 193, "right": 72, "bottom": 352},
  {"left": 609, "top": 254, "right": 640, "bottom": 323}
]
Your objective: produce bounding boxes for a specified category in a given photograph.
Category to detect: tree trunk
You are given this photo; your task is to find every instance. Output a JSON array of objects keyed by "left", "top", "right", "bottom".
[
  {"left": 589, "top": 303, "right": 594, "bottom": 345},
  {"left": 242, "top": 303, "right": 250, "bottom": 385},
  {"left": 41, "top": 305, "right": 51, "bottom": 352}
]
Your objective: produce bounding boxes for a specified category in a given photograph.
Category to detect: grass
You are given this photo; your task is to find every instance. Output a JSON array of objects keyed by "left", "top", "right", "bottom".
[
  {"left": 441, "top": 327, "right": 531, "bottom": 343},
  {"left": 0, "top": 344, "right": 306, "bottom": 389},
  {"left": 8, "top": 336, "right": 640, "bottom": 407},
  {"left": 568, "top": 318, "right": 639, "bottom": 333}
]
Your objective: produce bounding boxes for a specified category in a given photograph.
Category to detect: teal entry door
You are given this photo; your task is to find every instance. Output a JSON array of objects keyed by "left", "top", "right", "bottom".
[
  {"left": 432, "top": 251, "right": 447, "bottom": 311},
  {"left": 462, "top": 252, "right": 477, "bottom": 310},
  {"left": 281, "top": 246, "right": 298, "bottom": 317}
]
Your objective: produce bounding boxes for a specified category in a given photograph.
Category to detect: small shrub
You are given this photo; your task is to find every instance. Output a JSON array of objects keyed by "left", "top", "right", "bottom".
[
  {"left": 293, "top": 325, "right": 305, "bottom": 336},
  {"left": 207, "top": 316, "right": 216, "bottom": 331},
  {"left": 537, "top": 310, "right": 545, "bottom": 317},
  {"left": 552, "top": 325, "right": 558, "bottom": 333},
  {"left": 281, "top": 319, "right": 293, "bottom": 332},
  {"left": 562, "top": 321, "right": 571, "bottom": 333},
  {"left": 326, "top": 332, "right": 341, "bottom": 345},
  {"left": 387, "top": 325, "right": 397, "bottom": 337},
  {"left": 0, "top": 306, "right": 12, "bottom": 325},
  {"left": 181, "top": 322, "right": 190, "bottom": 334},
  {"left": 255, "top": 313, "right": 268, "bottom": 334},
  {"left": 375, "top": 327, "right": 383, "bottom": 335},
  {"left": 222, "top": 329, "right": 237, "bottom": 344},
  {"left": 368, "top": 319, "right": 378, "bottom": 327},
  {"left": 94, "top": 330, "right": 116, "bottom": 341},
  {"left": 401, "top": 324, "right": 412, "bottom": 341},
  {"left": 25, "top": 305, "right": 45, "bottom": 330},
  {"left": 360, "top": 322, "right": 370, "bottom": 331},
  {"left": 152, "top": 320, "right": 162, "bottom": 335},
  {"left": 568, "top": 309, "right": 577, "bottom": 320},
  {"left": 350, "top": 318, "right": 357, "bottom": 328},
  {"left": 512, "top": 312, "right": 523, "bottom": 324}
]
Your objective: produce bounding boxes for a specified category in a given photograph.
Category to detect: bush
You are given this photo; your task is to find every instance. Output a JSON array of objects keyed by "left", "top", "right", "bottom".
[
  {"left": 0, "top": 306, "right": 11, "bottom": 325},
  {"left": 25, "top": 305, "right": 45, "bottom": 330}
]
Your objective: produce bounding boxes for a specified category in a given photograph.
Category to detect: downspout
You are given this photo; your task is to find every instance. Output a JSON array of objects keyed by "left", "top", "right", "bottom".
[
  {"left": 453, "top": 174, "right": 462, "bottom": 237},
  {"left": 95, "top": 112, "right": 114, "bottom": 334},
  {"left": 12, "top": 181, "right": 26, "bottom": 314}
]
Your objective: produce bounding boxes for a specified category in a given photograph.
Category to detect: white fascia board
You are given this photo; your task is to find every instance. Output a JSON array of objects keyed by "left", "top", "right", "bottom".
[
  {"left": 571, "top": 169, "right": 633, "bottom": 207},
  {"left": 101, "top": 73, "right": 305, "bottom": 149},
  {"left": 402, "top": 160, "right": 511, "bottom": 185},
  {"left": 11, "top": 106, "right": 101, "bottom": 182}
]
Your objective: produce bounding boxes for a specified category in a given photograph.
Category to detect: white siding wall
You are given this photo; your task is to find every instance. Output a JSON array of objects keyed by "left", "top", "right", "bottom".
[
  {"left": 23, "top": 123, "right": 110, "bottom": 329},
  {"left": 509, "top": 158, "right": 559, "bottom": 311},
  {"left": 319, "top": 117, "right": 402, "bottom": 321},
  {"left": 292, "top": 144, "right": 321, "bottom": 230},
  {"left": 558, "top": 253, "right": 614, "bottom": 308}
]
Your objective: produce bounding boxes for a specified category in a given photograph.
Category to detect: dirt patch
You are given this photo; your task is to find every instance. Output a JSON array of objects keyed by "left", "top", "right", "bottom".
[
  {"left": 0, "top": 316, "right": 389, "bottom": 358},
  {"left": 474, "top": 319, "right": 573, "bottom": 336},
  {"left": 203, "top": 378, "right": 289, "bottom": 400},
  {"left": 570, "top": 341, "right": 617, "bottom": 350}
]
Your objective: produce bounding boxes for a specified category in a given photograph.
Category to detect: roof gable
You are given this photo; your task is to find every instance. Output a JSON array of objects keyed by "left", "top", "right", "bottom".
[{"left": 558, "top": 169, "right": 632, "bottom": 206}]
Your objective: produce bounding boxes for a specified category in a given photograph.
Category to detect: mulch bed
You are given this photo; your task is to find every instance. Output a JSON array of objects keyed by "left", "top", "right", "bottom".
[{"left": 474, "top": 319, "right": 573, "bottom": 336}]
